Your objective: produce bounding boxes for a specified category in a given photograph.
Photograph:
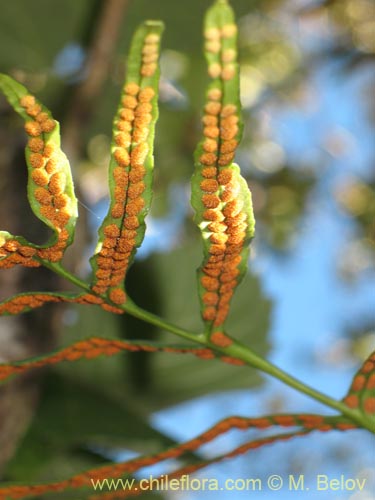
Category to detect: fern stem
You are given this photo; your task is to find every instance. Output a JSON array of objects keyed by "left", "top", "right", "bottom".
[{"left": 46, "top": 261, "right": 374, "bottom": 433}]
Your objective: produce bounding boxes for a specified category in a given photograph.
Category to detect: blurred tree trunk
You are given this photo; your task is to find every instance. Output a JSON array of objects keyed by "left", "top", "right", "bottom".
[
  {"left": 0, "top": 0, "right": 129, "bottom": 475},
  {"left": 0, "top": 123, "right": 61, "bottom": 475}
]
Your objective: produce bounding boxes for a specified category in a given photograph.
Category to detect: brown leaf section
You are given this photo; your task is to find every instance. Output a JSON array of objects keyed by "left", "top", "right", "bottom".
[
  {"left": 0, "top": 414, "right": 357, "bottom": 499},
  {"left": 0, "top": 338, "right": 217, "bottom": 383}
]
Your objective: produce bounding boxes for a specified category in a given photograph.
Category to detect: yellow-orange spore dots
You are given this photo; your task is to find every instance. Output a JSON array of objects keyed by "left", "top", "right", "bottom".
[
  {"left": 217, "top": 168, "right": 233, "bottom": 186},
  {"left": 111, "top": 203, "right": 123, "bottom": 219},
  {"left": 221, "top": 140, "right": 238, "bottom": 155},
  {"left": 117, "top": 238, "right": 136, "bottom": 253},
  {"left": 205, "top": 102, "right": 221, "bottom": 116},
  {"left": 227, "top": 231, "right": 246, "bottom": 246},
  {"left": 40, "top": 119, "right": 56, "bottom": 133},
  {"left": 28, "top": 137, "right": 44, "bottom": 153},
  {"left": 367, "top": 373, "right": 375, "bottom": 390},
  {"left": 114, "top": 186, "right": 126, "bottom": 203},
  {"left": 222, "top": 49, "right": 236, "bottom": 63},
  {"left": 124, "top": 82, "right": 140, "bottom": 96},
  {"left": 203, "top": 307, "right": 216, "bottom": 321},
  {"left": 128, "top": 182, "right": 145, "bottom": 199},
  {"left": 133, "top": 127, "right": 149, "bottom": 143},
  {"left": 48, "top": 172, "right": 66, "bottom": 195},
  {"left": 221, "top": 125, "right": 239, "bottom": 141},
  {"left": 114, "top": 148, "right": 130, "bottom": 167},
  {"left": 54, "top": 193, "right": 69, "bottom": 209},
  {"left": 104, "top": 224, "right": 120, "bottom": 238},
  {"left": 39, "top": 206, "right": 56, "bottom": 221},
  {"left": 364, "top": 397, "right": 375, "bottom": 414},
  {"left": 205, "top": 40, "right": 221, "bottom": 53},
  {"left": 113, "top": 167, "right": 128, "bottom": 187},
  {"left": 43, "top": 144, "right": 55, "bottom": 158},
  {"left": 36, "top": 112, "right": 49, "bottom": 123},
  {"left": 223, "top": 199, "right": 243, "bottom": 218},
  {"left": 200, "top": 179, "right": 219, "bottom": 193},
  {"left": 96, "top": 256, "right": 113, "bottom": 270},
  {"left": 34, "top": 188, "right": 53, "bottom": 206},
  {"left": 221, "top": 104, "right": 237, "bottom": 118},
  {"left": 221, "top": 65, "right": 236, "bottom": 81},
  {"left": 201, "top": 276, "right": 219, "bottom": 291},
  {"left": 202, "top": 115, "right": 218, "bottom": 127},
  {"left": 25, "top": 121, "right": 42, "bottom": 137},
  {"left": 204, "top": 126, "right": 220, "bottom": 139},
  {"left": 209, "top": 244, "right": 226, "bottom": 255},
  {"left": 218, "top": 153, "right": 235, "bottom": 166},
  {"left": 362, "top": 361, "right": 375, "bottom": 373},
  {"left": 226, "top": 212, "right": 247, "bottom": 228},
  {"left": 203, "top": 292, "right": 219, "bottom": 306},
  {"left": 99, "top": 248, "right": 114, "bottom": 258},
  {"left": 129, "top": 165, "right": 146, "bottom": 184},
  {"left": 223, "top": 255, "right": 242, "bottom": 269},
  {"left": 211, "top": 331, "right": 233, "bottom": 347},
  {"left": 102, "top": 237, "right": 117, "bottom": 249},
  {"left": 209, "top": 256, "right": 225, "bottom": 266},
  {"left": 221, "top": 269, "right": 240, "bottom": 283},
  {"left": 29, "top": 153, "right": 45, "bottom": 169},
  {"left": 135, "top": 103, "right": 153, "bottom": 116},
  {"left": 122, "top": 95, "right": 138, "bottom": 109},
  {"left": 55, "top": 208, "right": 71, "bottom": 227},
  {"left": 17, "top": 245, "right": 36, "bottom": 258},
  {"left": 138, "top": 87, "right": 155, "bottom": 103},
  {"left": 31, "top": 169, "right": 49, "bottom": 186},
  {"left": 210, "top": 233, "right": 228, "bottom": 245},
  {"left": 117, "top": 120, "right": 132, "bottom": 132},
  {"left": 202, "top": 167, "right": 217, "bottom": 179},
  {"left": 124, "top": 216, "right": 140, "bottom": 230},
  {"left": 200, "top": 152, "right": 217, "bottom": 166},
  {"left": 96, "top": 268, "right": 111, "bottom": 279},
  {"left": 20, "top": 95, "right": 36, "bottom": 108},
  {"left": 126, "top": 198, "right": 145, "bottom": 216},
  {"left": 26, "top": 104, "right": 42, "bottom": 118},
  {"left": 109, "top": 288, "right": 126, "bottom": 305},
  {"left": 45, "top": 158, "right": 58, "bottom": 175},
  {"left": 101, "top": 303, "right": 124, "bottom": 314},
  {"left": 221, "top": 182, "right": 240, "bottom": 203},
  {"left": 203, "top": 209, "right": 224, "bottom": 222},
  {"left": 207, "top": 88, "right": 222, "bottom": 101},
  {"left": 344, "top": 394, "right": 359, "bottom": 409},
  {"left": 203, "top": 266, "right": 222, "bottom": 278},
  {"left": 131, "top": 143, "right": 149, "bottom": 165},
  {"left": 119, "top": 108, "right": 134, "bottom": 122},
  {"left": 141, "top": 63, "right": 157, "bottom": 77},
  {"left": 134, "top": 114, "right": 152, "bottom": 129},
  {"left": 145, "top": 33, "right": 160, "bottom": 44},
  {"left": 122, "top": 229, "right": 137, "bottom": 240},
  {"left": 203, "top": 139, "right": 218, "bottom": 153},
  {"left": 202, "top": 194, "right": 221, "bottom": 209},
  {"left": 205, "top": 27, "right": 221, "bottom": 40},
  {"left": 115, "top": 132, "right": 131, "bottom": 148},
  {"left": 221, "top": 24, "right": 237, "bottom": 38},
  {"left": 213, "top": 306, "right": 230, "bottom": 326},
  {"left": 208, "top": 63, "right": 221, "bottom": 79},
  {"left": 208, "top": 221, "right": 227, "bottom": 233}
]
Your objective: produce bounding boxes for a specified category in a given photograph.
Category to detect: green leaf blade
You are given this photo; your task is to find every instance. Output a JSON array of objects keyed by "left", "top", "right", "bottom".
[
  {"left": 89, "top": 22, "right": 164, "bottom": 307},
  {"left": 0, "top": 74, "right": 78, "bottom": 264},
  {"left": 343, "top": 350, "right": 375, "bottom": 431},
  {"left": 191, "top": 2, "right": 255, "bottom": 343}
]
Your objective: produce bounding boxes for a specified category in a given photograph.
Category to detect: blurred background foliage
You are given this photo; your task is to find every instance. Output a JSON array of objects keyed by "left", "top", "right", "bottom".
[{"left": 0, "top": 0, "right": 374, "bottom": 496}]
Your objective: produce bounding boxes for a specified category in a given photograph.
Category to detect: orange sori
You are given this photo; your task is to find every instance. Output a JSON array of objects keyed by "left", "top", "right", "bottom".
[
  {"left": 1, "top": 95, "right": 73, "bottom": 266},
  {"left": 93, "top": 82, "right": 156, "bottom": 308},
  {"left": 195, "top": 20, "right": 247, "bottom": 345},
  {"left": 198, "top": 89, "right": 246, "bottom": 343}
]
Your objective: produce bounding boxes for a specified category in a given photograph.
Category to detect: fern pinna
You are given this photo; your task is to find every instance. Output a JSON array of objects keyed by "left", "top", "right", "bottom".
[{"left": 0, "top": 0, "right": 374, "bottom": 498}]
